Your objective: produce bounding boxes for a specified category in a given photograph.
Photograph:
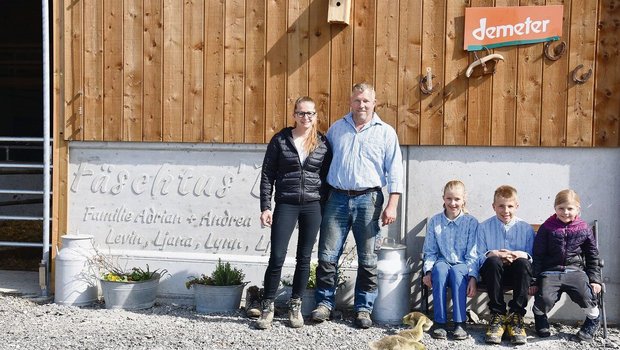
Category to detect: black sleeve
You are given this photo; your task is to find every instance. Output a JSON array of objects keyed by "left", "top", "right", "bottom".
[
  {"left": 259, "top": 136, "right": 280, "bottom": 212},
  {"left": 582, "top": 227, "right": 602, "bottom": 284},
  {"left": 531, "top": 225, "right": 548, "bottom": 281},
  {"left": 319, "top": 137, "right": 333, "bottom": 202}
]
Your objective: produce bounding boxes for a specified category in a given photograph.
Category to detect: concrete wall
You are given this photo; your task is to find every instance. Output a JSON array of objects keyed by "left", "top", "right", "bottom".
[
  {"left": 401, "top": 146, "right": 619, "bottom": 323},
  {"left": 67, "top": 142, "right": 619, "bottom": 322}
]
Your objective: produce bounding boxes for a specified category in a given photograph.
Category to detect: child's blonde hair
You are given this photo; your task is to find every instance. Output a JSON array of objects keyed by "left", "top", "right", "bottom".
[
  {"left": 554, "top": 189, "right": 581, "bottom": 208},
  {"left": 443, "top": 180, "right": 468, "bottom": 213},
  {"left": 494, "top": 185, "right": 518, "bottom": 203}
]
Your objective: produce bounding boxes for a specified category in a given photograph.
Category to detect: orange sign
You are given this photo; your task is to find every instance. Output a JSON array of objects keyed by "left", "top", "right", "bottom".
[{"left": 464, "top": 5, "right": 563, "bottom": 51}]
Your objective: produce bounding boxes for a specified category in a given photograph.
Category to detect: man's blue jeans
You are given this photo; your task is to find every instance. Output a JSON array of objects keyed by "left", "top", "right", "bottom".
[{"left": 315, "top": 190, "right": 384, "bottom": 312}]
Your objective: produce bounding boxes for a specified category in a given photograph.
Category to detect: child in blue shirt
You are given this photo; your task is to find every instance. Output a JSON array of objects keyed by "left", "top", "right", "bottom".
[
  {"left": 422, "top": 180, "right": 478, "bottom": 340},
  {"left": 477, "top": 185, "right": 535, "bottom": 345}
]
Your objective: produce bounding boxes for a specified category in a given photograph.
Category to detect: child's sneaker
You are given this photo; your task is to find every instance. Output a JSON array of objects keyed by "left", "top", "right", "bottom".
[
  {"left": 452, "top": 322, "right": 468, "bottom": 340},
  {"left": 485, "top": 313, "right": 505, "bottom": 344},
  {"left": 506, "top": 312, "right": 527, "bottom": 345},
  {"left": 572, "top": 315, "right": 600, "bottom": 342},
  {"left": 431, "top": 323, "right": 448, "bottom": 340},
  {"left": 534, "top": 313, "right": 551, "bottom": 338}
]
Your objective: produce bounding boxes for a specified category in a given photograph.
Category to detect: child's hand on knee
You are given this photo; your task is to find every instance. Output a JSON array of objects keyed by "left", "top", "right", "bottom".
[
  {"left": 590, "top": 282, "right": 601, "bottom": 295},
  {"left": 466, "top": 277, "right": 477, "bottom": 297},
  {"left": 422, "top": 273, "right": 432, "bottom": 289}
]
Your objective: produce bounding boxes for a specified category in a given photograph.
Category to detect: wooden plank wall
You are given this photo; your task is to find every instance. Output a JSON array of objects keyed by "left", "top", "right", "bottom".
[{"left": 59, "top": 0, "right": 620, "bottom": 147}]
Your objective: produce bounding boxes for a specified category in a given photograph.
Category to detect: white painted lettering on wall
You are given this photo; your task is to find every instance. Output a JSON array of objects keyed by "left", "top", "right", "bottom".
[
  {"left": 472, "top": 17, "right": 550, "bottom": 41},
  {"left": 71, "top": 163, "right": 233, "bottom": 198},
  {"left": 68, "top": 145, "right": 286, "bottom": 257}
]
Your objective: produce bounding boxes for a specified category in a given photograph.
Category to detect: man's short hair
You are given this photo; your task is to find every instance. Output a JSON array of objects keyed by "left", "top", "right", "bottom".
[{"left": 351, "top": 82, "right": 376, "bottom": 98}]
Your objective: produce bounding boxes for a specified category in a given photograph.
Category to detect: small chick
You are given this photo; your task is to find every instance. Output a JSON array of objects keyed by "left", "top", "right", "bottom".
[{"left": 368, "top": 312, "right": 434, "bottom": 350}]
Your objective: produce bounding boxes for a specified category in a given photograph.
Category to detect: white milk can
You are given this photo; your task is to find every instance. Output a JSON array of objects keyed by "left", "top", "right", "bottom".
[
  {"left": 372, "top": 238, "right": 412, "bottom": 325},
  {"left": 54, "top": 234, "right": 98, "bottom": 306}
]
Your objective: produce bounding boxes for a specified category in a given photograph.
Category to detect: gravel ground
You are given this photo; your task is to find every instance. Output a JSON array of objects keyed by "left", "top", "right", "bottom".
[{"left": 0, "top": 293, "right": 618, "bottom": 350}]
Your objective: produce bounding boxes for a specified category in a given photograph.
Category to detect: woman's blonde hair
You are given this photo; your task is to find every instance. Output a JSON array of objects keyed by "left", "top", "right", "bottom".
[
  {"left": 443, "top": 180, "right": 468, "bottom": 213},
  {"left": 294, "top": 96, "right": 319, "bottom": 154},
  {"left": 554, "top": 189, "right": 581, "bottom": 207}
]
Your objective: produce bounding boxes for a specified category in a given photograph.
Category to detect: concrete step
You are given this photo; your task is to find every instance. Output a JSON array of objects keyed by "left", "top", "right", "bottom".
[{"left": 0, "top": 269, "right": 42, "bottom": 296}]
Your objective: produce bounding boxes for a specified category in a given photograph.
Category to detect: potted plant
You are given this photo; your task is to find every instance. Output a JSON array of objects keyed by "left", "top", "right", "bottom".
[
  {"left": 186, "top": 259, "right": 246, "bottom": 313},
  {"left": 89, "top": 252, "right": 167, "bottom": 310}
]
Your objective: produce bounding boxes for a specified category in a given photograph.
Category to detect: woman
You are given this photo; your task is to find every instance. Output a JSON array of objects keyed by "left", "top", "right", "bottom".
[{"left": 255, "top": 96, "right": 331, "bottom": 329}]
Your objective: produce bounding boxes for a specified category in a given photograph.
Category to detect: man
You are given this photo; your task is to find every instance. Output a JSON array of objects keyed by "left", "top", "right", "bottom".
[
  {"left": 477, "top": 185, "right": 535, "bottom": 345},
  {"left": 311, "top": 83, "right": 403, "bottom": 329}
]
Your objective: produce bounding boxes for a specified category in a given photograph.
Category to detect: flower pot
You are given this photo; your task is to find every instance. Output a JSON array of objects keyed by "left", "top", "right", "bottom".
[
  {"left": 193, "top": 284, "right": 244, "bottom": 313},
  {"left": 301, "top": 288, "right": 317, "bottom": 316},
  {"left": 100, "top": 273, "right": 160, "bottom": 310}
]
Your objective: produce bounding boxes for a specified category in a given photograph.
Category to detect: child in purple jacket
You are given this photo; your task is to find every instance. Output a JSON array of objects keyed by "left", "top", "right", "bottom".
[{"left": 531, "top": 189, "right": 602, "bottom": 342}]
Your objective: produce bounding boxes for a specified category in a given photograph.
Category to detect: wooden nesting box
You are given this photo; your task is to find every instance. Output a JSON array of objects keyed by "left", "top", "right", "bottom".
[{"left": 328, "top": 0, "right": 351, "bottom": 25}]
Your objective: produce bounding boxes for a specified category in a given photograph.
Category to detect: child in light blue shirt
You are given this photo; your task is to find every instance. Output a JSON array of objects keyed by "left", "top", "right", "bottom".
[
  {"left": 422, "top": 180, "right": 478, "bottom": 341},
  {"left": 477, "top": 185, "right": 535, "bottom": 345}
]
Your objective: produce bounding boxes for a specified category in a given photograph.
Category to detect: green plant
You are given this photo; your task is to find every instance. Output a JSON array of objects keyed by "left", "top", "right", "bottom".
[
  {"left": 280, "top": 262, "right": 318, "bottom": 289},
  {"left": 101, "top": 265, "right": 164, "bottom": 282},
  {"left": 281, "top": 274, "right": 294, "bottom": 287},
  {"left": 89, "top": 250, "right": 167, "bottom": 282},
  {"left": 186, "top": 259, "right": 245, "bottom": 289},
  {"left": 281, "top": 243, "right": 354, "bottom": 290},
  {"left": 306, "top": 262, "right": 318, "bottom": 289}
]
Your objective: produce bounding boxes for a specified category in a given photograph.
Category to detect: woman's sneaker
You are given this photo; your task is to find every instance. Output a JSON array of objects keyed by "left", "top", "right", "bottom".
[
  {"left": 288, "top": 298, "right": 304, "bottom": 328},
  {"left": 254, "top": 300, "right": 274, "bottom": 330}
]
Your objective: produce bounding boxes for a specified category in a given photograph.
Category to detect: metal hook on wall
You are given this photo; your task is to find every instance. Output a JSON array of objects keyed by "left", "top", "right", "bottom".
[
  {"left": 420, "top": 67, "right": 435, "bottom": 95},
  {"left": 571, "top": 64, "right": 592, "bottom": 84},
  {"left": 544, "top": 41, "right": 566, "bottom": 61}
]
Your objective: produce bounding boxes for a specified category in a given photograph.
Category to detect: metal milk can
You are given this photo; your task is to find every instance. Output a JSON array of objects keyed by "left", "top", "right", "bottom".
[
  {"left": 54, "top": 234, "right": 98, "bottom": 306},
  {"left": 372, "top": 238, "right": 412, "bottom": 325}
]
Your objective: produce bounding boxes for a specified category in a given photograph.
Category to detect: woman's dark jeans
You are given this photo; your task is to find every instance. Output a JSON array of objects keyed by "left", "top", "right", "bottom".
[{"left": 262, "top": 201, "right": 321, "bottom": 300}]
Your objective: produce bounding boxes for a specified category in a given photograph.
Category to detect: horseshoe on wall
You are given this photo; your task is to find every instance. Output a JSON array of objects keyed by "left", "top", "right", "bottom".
[
  {"left": 544, "top": 41, "right": 566, "bottom": 61},
  {"left": 571, "top": 64, "right": 592, "bottom": 84},
  {"left": 420, "top": 67, "right": 435, "bottom": 95}
]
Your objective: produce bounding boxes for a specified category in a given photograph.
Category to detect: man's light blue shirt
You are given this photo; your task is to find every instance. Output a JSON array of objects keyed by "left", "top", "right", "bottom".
[
  {"left": 477, "top": 216, "right": 535, "bottom": 270},
  {"left": 422, "top": 211, "right": 479, "bottom": 278},
  {"left": 326, "top": 112, "right": 403, "bottom": 194}
]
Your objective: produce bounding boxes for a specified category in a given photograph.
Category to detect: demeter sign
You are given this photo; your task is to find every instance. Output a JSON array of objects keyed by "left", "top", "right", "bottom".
[{"left": 464, "top": 5, "right": 563, "bottom": 51}]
